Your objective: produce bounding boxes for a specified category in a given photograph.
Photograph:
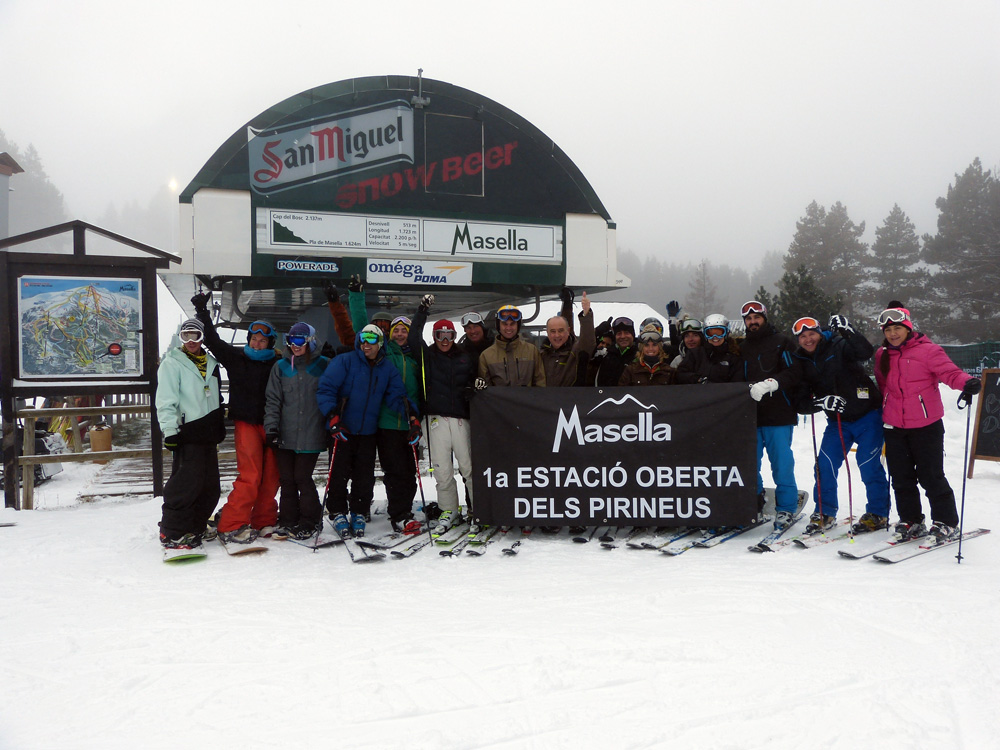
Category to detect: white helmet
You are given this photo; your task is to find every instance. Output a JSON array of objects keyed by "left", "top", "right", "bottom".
[{"left": 702, "top": 314, "right": 729, "bottom": 338}]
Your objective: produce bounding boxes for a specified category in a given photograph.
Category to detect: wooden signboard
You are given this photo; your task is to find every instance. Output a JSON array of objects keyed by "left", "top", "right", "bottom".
[{"left": 968, "top": 368, "right": 1000, "bottom": 478}]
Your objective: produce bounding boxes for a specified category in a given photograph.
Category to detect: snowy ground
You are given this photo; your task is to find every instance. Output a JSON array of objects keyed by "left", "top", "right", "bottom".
[{"left": 1, "top": 387, "right": 998, "bottom": 750}]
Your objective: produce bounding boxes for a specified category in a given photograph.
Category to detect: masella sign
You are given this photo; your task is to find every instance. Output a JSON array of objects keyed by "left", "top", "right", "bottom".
[
  {"left": 471, "top": 385, "right": 758, "bottom": 527},
  {"left": 176, "top": 75, "right": 622, "bottom": 292}
]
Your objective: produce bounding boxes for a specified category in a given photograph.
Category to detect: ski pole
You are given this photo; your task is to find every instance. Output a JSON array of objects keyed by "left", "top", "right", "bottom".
[
  {"left": 810, "top": 413, "right": 824, "bottom": 526},
  {"left": 413, "top": 444, "right": 434, "bottom": 545},
  {"left": 956, "top": 391, "right": 973, "bottom": 564},
  {"left": 835, "top": 413, "right": 854, "bottom": 539}
]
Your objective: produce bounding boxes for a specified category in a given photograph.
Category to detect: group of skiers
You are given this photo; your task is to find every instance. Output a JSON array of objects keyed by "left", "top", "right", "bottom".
[{"left": 155, "top": 283, "right": 981, "bottom": 554}]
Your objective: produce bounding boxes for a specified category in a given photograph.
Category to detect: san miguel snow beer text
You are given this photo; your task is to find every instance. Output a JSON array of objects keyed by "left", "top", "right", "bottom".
[{"left": 471, "top": 385, "right": 758, "bottom": 526}]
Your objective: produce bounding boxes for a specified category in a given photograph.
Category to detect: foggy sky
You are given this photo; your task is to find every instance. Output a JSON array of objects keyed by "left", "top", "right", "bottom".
[{"left": 2, "top": 0, "right": 998, "bottom": 270}]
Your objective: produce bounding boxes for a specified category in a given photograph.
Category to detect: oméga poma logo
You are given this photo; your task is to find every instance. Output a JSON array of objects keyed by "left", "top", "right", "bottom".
[{"left": 552, "top": 394, "right": 671, "bottom": 452}]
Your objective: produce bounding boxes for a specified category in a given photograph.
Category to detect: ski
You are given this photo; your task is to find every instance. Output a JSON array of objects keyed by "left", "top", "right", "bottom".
[
  {"left": 466, "top": 526, "right": 510, "bottom": 556},
  {"left": 163, "top": 546, "right": 207, "bottom": 563},
  {"left": 0, "top": 522, "right": 17, "bottom": 528},
  {"left": 644, "top": 528, "right": 697, "bottom": 550},
  {"left": 619, "top": 528, "right": 657, "bottom": 549},
  {"left": 572, "top": 527, "right": 601, "bottom": 544},
  {"left": 837, "top": 532, "right": 918, "bottom": 559},
  {"left": 600, "top": 526, "right": 640, "bottom": 549},
  {"left": 792, "top": 521, "right": 856, "bottom": 549},
  {"left": 286, "top": 533, "right": 343, "bottom": 551},
  {"left": 326, "top": 518, "right": 385, "bottom": 563},
  {"left": 217, "top": 537, "right": 268, "bottom": 556},
  {"left": 748, "top": 491, "right": 809, "bottom": 553},
  {"left": 662, "top": 528, "right": 719, "bottom": 556},
  {"left": 501, "top": 528, "right": 527, "bottom": 555},
  {"left": 597, "top": 526, "right": 619, "bottom": 543},
  {"left": 693, "top": 516, "right": 772, "bottom": 548},
  {"left": 872, "top": 528, "right": 991, "bottom": 563},
  {"left": 356, "top": 529, "right": 423, "bottom": 550},
  {"left": 391, "top": 537, "right": 433, "bottom": 558},
  {"left": 433, "top": 522, "right": 471, "bottom": 546},
  {"left": 440, "top": 536, "right": 473, "bottom": 557}
]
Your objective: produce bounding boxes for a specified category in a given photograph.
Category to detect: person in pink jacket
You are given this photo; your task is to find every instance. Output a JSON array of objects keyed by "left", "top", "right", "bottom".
[{"left": 874, "top": 303, "right": 981, "bottom": 542}]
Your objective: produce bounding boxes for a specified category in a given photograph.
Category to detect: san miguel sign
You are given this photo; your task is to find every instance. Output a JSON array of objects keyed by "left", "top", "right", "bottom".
[
  {"left": 248, "top": 101, "right": 415, "bottom": 194},
  {"left": 471, "top": 385, "right": 758, "bottom": 527}
]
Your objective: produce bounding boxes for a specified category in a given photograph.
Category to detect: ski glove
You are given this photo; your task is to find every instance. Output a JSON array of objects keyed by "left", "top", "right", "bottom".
[
  {"left": 265, "top": 431, "right": 280, "bottom": 449},
  {"left": 407, "top": 417, "right": 422, "bottom": 445},
  {"left": 749, "top": 379, "right": 779, "bottom": 401},
  {"left": 347, "top": 274, "right": 363, "bottom": 293},
  {"left": 665, "top": 300, "right": 681, "bottom": 318},
  {"left": 474, "top": 377, "right": 488, "bottom": 391},
  {"left": 163, "top": 434, "right": 180, "bottom": 451},
  {"left": 190, "top": 291, "right": 211, "bottom": 313},
  {"left": 814, "top": 395, "right": 846, "bottom": 413},
  {"left": 828, "top": 315, "right": 854, "bottom": 335},
  {"left": 327, "top": 414, "right": 348, "bottom": 441},
  {"left": 418, "top": 293, "right": 435, "bottom": 313},
  {"left": 960, "top": 377, "right": 982, "bottom": 404},
  {"left": 322, "top": 280, "right": 339, "bottom": 303}
]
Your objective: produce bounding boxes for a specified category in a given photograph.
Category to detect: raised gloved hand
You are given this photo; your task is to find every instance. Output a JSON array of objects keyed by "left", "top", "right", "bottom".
[
  {"left": 418, "top": 294, "right": 435, "bottom": 313},
  {"left": 814, "top": 394, "right": 846, "bottom": 413},
  {"left": 960, "top": 377, "right": 982, "bottom": 405},
  {"left": 347, "top": 274, "right": 362, "bottom": 293},
  {"left": 164, "top": 434, "right": 180, "bottom": 451},
  {"left": 828, "top": 315, "right": 854, "bottom": 335},
  {"left": 697, "top": 376, "right": 709, "bottom": 384},
  {"left": 591, "top": 347, "right": 608, "bottom": 360},
  {"left": 327, "top": 414, "right": 348, "bottom": 441},
  {"left": 191, "top": 291, "right": 211, "bottom": 313},
  {"left": 265, "top": 431, "right": 280, "bottom": 449},
  {"left": 474, "top": 377, "right": 488, "bottom": 391},
  {"left": 665, "top": 300, "right": 681, "bottom": 318},
  {"left": 407, "top": 417, "right": 422, "bottom": 445},
  {"left": 559, "top": 286, "right": 575, "bottom": 305},
  {"left": 323, "top": 280, "right": 339, "bottom": 303},
  {"left": 749, "top": 379, "right": 779, "bottom": 402}
]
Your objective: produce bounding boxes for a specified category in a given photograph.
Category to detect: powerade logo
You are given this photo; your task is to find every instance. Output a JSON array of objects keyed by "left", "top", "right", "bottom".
[
  {"left": 551, "top": 394, "right": 672, "bottom": 452},
  {"left": 275, "top": 259, "right": 340, "bottom": 273}
]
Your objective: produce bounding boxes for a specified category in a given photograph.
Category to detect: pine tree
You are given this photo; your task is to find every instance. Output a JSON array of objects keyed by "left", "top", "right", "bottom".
[
  {"left": 683, "top": 259, "right": 723, "bottom": 320},
  {"left": 864, "top": 204, "right": 931, "bottom": 332},
  {"left": 756, "top": 266, "right": 842, "bottom": 334},
  {"left": 0, "top": 132, "right": 69, "bottom": 243},
  {"left": 922, "top": 158, "right": 1000, "bottom": 342},
  {"left": 785, "top": 201, "right": 867, "bottom": 319}
]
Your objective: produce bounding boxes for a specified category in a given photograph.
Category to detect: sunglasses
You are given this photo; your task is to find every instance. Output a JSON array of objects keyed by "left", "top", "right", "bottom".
[
  {"left": 497, "top": 308, "right": 522, "bottom": 322},
  {"left": 434, "top": 329, "right": 456, "bottom": 342},
  {"left": 179, "top": 329, "right": 203, "bottom": 343},
  {"left": 461, "top": 312, "right": 485, "bottom": 327},
  {"left": 741, "top": 301, "right": 767, "bottom": 316},
  {"left": 877, "top": 308, "right": 911, "bottom": 327},
  {"left": 359, "top": 331, "right": 381, "bottom": 345},
  {"left": 791, "top": 317, "right": 822, "bottom": 336}
]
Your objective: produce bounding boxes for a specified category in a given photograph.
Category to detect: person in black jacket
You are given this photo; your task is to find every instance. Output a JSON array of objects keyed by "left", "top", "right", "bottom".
[
  {"left": 192, "top": 292, "right": 281, "bottom": 544},
  {"left": 676, "top": 314, "right": 743, "bottom": 384},
  {"left": 593, "top": 316, "right": 638, "bottom": 387},
  {"left": 408, "top": 295, "right": 477, "bottom": 534},
  {"left": 739, "top": 300, "right": 803, "bottom": 529},
  {"left": 790, "top": 315, "right": 890, "bottom": 534}
]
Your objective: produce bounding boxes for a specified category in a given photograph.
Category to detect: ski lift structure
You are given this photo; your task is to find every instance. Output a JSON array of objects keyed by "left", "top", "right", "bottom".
[{"left": 163, "top": 73, "right": 629, "bottom": 345}]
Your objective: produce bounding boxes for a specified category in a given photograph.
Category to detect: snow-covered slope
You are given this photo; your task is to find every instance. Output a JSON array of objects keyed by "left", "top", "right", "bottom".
[{"left": 1, "top": 386, "right": 997, "bottom": 749}]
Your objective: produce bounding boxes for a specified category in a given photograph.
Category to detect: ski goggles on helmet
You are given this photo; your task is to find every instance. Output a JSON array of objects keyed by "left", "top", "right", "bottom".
[
  {"left": 877, "top": 308, "right": 911, "bottom": 327},
  {"left": 391, "top": 316, "right": 411, "bottom": 330},
  {"left": 359, "top": 331, "right": 381, "bottom": 345},
  {"left": 179, "top": 329, "right": 204, "bottom": 343},
  {"left": 703, "top": 328, "right": 728, "bottom": 340},
  {"left": 461, "top": 312, "right": 485, "bottom": 327},
  {"left": 741, "top": 300, "right": 767, "bottom": 316},
  {"left": 434, "top": 329, "right": 456, "bottom": 342},
  {"left": 612, "top": 317, "right": 635, "bottom": 332},
  {"left": 248, "top": 321, "right": 275, "bottom": 337},
  {"left": 285, "top": 334, "right": 313, "bottom": 347},
  {"left": 791, "top": 317, "right": 822, "bottom": 336},
  {"left": 497, "top": 306, "right": 522, "bottom": 323}
]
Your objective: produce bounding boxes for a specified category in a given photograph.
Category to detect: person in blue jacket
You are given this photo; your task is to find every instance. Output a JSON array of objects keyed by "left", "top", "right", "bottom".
[{"left": 316, "top": 324, "right": 419, "bottom": 537}]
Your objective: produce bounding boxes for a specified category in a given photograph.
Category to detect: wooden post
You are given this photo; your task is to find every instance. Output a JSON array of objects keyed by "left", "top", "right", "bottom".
[{"left": 22, "top": 415, "right": 34, "bottom": 510}]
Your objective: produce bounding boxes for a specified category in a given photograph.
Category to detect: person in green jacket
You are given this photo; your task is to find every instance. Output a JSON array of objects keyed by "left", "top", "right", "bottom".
[{"left": 155, "top": 318, "right": 226, "bottom": 550}]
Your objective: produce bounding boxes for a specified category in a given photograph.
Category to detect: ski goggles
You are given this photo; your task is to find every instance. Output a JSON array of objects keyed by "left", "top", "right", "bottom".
[
  {"left": 741, "top": 300, "right": 767, "bottom": 316},
  {"left": 877, "top": 308, "right": 911, "bottom": 327},
  {"left": 638, "top": 331, "right": 663, "bottom": 343},
  {"left": 391, "top": 316, "right": 411, "bottom": 329},
  {"left": 179, "top": 329, "right": 204, "bottom": 343},
  {"left": 461, "top": 312, "right": 485, "bottom": 327},
  {"left": 497, "top": 306, "right": 522, "bottom": 323},
  {"left": 612, "top": 317, "right": 634, "bottom": 331},
  {"left": 285, "top": 334, "right": 313, "bottom": 347},
  {"left": 791, "top": 317, "right": 822, "bottom": 336},
  {"left": 248, "top": 321, "right": 275, "bottom": 337},
  {"left": 679, "top": 318, "right": 702, "bottom": 334},
  {"left": 703, "top": 328, "right": 727, "bottom": 340},
  {"left": 434, "top": 329, "right": 456, "bottom": 342},
  {"left": 359, "top": 331, "right": 381, "bottom": 345}
]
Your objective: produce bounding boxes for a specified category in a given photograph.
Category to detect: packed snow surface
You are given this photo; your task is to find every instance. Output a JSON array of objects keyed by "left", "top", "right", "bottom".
[{"left": 1, "top": 387, "right": 998, "bottom": 749}]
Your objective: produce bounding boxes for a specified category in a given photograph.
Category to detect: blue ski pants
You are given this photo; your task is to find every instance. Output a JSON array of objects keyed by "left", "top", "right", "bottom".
[
  {"left": 756, "top": 424, "right": 798, "bottom": 513},
  {"left": 812, "top": 408, "right": 890, "bottom": 517}
]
